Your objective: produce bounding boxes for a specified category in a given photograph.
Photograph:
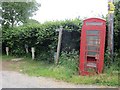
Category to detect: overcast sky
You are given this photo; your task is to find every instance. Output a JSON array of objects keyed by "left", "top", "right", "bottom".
[{"left": 32, "top": 0, "right": 108, "bottom": 23}]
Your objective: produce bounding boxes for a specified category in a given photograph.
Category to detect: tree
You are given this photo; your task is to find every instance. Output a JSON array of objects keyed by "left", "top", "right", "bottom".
[
  {"left": 25, "top": 19, "right": 40, "bottom": 25},
  {"left": 1, "top": 1, "right": 40, "bottom": 29}
]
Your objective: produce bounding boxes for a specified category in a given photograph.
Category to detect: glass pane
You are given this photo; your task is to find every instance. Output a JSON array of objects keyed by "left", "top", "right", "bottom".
[
  {"left": 86, "top": 30, "right": 99, "bottom": 35},
  {"left": 87, "top": 40, "right": 100, "bottom": 45},
  {"left": 87, "top": 46, "right": 99, "bottom": 51},
  {"left": 87, "top": 36, "right": 99, "bottom": 40},
  {"left": 87, "top": 51, "right": 97, "bottom": 56}
]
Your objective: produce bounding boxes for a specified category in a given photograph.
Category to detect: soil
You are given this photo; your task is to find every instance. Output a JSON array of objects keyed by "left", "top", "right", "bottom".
[{"left": 2, "top": 60, "right": 24, "bottom": 72}]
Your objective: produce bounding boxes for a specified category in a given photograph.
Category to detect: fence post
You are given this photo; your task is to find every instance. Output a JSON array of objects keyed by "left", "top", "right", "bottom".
[
  {"left": 6, "top": 47, "right": 9, "bottom": 56},
  {"left": 31, "top": 47, "right": 35, "bottom": 60},
  {"left": 55, "top": 26, "right": 63, "bottom": 65}
]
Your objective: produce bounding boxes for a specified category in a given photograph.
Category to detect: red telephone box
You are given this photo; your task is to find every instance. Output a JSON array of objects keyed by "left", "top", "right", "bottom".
[{"left": 79, "top": 18, "right": 106, "bottom": 75}]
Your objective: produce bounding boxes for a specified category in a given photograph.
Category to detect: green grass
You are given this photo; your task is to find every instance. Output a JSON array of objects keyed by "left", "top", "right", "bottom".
[
  {"left": 2, "top": 55, "right": 119, "bottom": 86},
  {"left": 1, "top": 55, "right": 16, "bottom": 61}
]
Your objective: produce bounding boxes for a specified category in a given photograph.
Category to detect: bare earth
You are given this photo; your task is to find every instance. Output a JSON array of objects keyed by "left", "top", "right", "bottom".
[{"left": 0, "top": 61, "right": 117, "bottom": 88}]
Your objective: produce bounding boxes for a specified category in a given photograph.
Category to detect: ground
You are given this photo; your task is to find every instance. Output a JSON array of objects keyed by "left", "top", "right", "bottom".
[
  {"left": 2, "top": 71, "right": 103, "bottom": 88},
  {"left": 0, "top": 58, "right": 118, "bottom": 88},
  {"left": 0, "top": 61, "right": 101, "bottom": 88}
]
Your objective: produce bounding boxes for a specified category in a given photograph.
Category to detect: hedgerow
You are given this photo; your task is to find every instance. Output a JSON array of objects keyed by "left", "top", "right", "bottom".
[{"left": 2, "top": 18, "right": 82, "bottom": 62}]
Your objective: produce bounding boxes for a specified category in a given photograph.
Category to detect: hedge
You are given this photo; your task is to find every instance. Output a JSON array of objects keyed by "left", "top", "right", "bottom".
[{"left": 2, "top": 19, "right": 82, "bottom": 62}]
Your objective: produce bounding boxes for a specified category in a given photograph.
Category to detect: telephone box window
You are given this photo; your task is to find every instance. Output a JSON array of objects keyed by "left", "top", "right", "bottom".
[
  {"left": 87, "top": 46, "right": 99, "bottom": 51},
  {"left": 86, "top": 30, "right": 99, "bottom": 35},
  {"left": 87, "top": 36, "right": 99, "bottom": 40},
  {"left": 87, "top": 39, "right": 100, "bottom": 45},
  {"left": 87, "top": 51, "right": 98, "bottom": 56}
]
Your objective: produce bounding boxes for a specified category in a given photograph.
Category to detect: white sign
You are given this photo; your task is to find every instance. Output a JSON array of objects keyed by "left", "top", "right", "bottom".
[{"left": 86, "top": 22, "right": 103, "bottom": 26}]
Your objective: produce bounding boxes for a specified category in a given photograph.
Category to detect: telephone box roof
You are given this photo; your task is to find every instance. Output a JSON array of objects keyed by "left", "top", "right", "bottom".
[{"left": 83, "top": 18, "right": 106, "bottom": 22}]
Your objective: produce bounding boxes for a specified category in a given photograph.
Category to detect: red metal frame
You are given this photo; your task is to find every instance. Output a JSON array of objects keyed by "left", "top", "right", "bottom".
[{"left": 79, "top": 18, "right": 106, "bottom": 75}]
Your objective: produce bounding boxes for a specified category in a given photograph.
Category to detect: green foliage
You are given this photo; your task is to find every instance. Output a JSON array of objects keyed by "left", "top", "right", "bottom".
[
  {"left": 36, "top": 50, "right": 54, "bottom": 63},
  {"left": 1, "top": 1, "right": 40, "bottom": 28},
  {"left": 104, "top": 49, "right": 120, "bottom": 71},
  {"left": 2, "top": 18, "right": 81, "bottom": 61},
  {"left": 59, "top": 50, "right": 79, "bottom": 76},
  {"left": 114, "top": 1, "right": 120, "bottom": 51},
  {"left": 104, "top": 49, "right": 112, "bottom": 68},
  {"left": 25, "top": 19, "right": 40, "bottom": 25},
  {"left": 113, "top": 51, "right": 120, "bottom": 71}
]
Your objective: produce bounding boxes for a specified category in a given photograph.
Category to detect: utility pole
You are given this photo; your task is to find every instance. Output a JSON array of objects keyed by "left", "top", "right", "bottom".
[{"left": 108, "top": 0, "right": 115, "bottom": 62}]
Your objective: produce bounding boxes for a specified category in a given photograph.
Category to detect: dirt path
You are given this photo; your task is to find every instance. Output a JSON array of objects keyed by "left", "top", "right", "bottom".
[
  {"left": 1, "top": 61, "right": 117, "bottom": 88},
  {"left": 2, "top": 61, "right": 23, "bottom": 72},
  {"left": 1, "top": 70, "right": 114, "bottom": 88}
]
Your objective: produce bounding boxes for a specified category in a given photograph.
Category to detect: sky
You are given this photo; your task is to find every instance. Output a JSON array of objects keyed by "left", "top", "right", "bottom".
[{"left": 32, "top": 0, "right": 108, "bottom": 23}]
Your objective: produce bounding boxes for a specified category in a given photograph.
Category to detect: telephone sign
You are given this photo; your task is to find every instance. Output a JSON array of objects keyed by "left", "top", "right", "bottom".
[{"left": 79, "top": 18, "right": 106, "bottom": 75}]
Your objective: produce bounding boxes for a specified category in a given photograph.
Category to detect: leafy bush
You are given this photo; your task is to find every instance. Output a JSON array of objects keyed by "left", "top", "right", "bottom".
[
  {"left": 104, "top": 49, "right": 120, "bottom": 73},
  {"left": 59, "top": 50, "right": 79, "bottom": 76},
  {"left": 114, "top": 1, "right": 120, "bottom": 51},
  {"left": 2, "top": 18, "right": 81, "bottom": 61},
  {"left": 104, "top": 49, "right": 112, "bottom": 68},
  {"left": 36, "top": 50, "right": 54, "bottom": 63}
]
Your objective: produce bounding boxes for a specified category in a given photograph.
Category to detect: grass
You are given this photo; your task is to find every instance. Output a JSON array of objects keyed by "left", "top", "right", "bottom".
[
  {"left": 1, "top": 55, "right": 16, "bottom": 61},
  {"left": 2, "top": 55, "right": 119, "bottom": 86}
]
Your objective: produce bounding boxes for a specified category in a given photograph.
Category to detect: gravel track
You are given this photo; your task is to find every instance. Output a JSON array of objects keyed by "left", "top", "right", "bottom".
[
  {"left": 0, "top": 61, "right": 117, "bottom": 88},
  {"left": 0, "top": 71, "right": 116, "bottom": 88}
]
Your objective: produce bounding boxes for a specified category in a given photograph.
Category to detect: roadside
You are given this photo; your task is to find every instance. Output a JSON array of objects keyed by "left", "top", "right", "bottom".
[
  {"left": 1, "top": 55, "right": 119, "bottom": 88},
  {"left": 2, "top": 70, "right": 111, "bottom": 88},
  {"left": 1, "top": 61, "right": 109, "bottom": 88}
]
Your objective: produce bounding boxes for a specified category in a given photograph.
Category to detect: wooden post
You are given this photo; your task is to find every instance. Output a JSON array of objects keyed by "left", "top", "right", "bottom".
[
  {"left": 6, "top": 47, "right": 9, "bottom": 56},
  {"left": 31, "top": 47, "right": 35, "bottom": 60},
  {"left": 108, "top": 0, "right": 115, "bottom": 62},
  {"left": 55, "top": 26, "right": 63, "bottom": 65}
]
